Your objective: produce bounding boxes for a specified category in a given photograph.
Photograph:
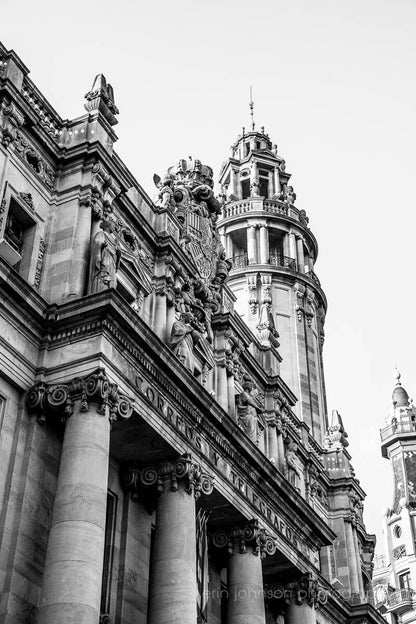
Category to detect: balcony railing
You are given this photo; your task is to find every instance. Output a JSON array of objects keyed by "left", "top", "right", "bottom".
[
  {"left": 387, "top": 589, "right": 416, "bottom": 614},
  {"left": 229, "top": 253, "right": 249, "bottom": 269},
  {"left": 269, "top": 254, "right": 297, "bottom": 270},
  {"left": 380, "top": 420, "right": 416, "bottom": 442}
]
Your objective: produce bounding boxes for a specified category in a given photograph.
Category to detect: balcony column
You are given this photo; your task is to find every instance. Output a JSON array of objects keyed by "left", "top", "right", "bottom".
[
  {"left": 212, "top": 520, "right": 269, "bottom": 624},
  {"left": 220, "top": 232, "right": 227, "bottom": 250},
  {"left": 154, "top": 282, "right": 168, "bottom": 340},
  {"left": 247, "top": 224, "right": 258, "bottom": 265},
  {"left": 273, "top": 167, "right": 280, "bottom": 196},
  {"left": 28, "top": 371, "right": 133, "bottom": 624},
  {"left": 288, "top": 231, "right": 297, "bottom": 261},
  {"left": 283, "top": 233, "right": 290, "bottom": 258},
  {"left": 296, "top": 236, "right": 305, "bottom": 273},
  {"left": 133, "top": 456, "right": 214, "bottom": 624},
  {"left": 285, "top": 575, "right": 318, "bottom": 624},
  {"left": 259, "top": 223, "right": 269, "bottom": 264},
  {"left": 267, "top": 171, "right": 273, "bottom": 199}
]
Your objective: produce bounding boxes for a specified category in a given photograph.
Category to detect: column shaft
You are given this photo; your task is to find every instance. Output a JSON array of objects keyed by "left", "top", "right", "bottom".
[
  {"left": 273, "top": 167, "right": 280, "bottom": 196},
  {"left": 227, "top": 373, "right": 236, "bottom": 420},
  {"left": 288, "top": 232, "right": 297, "bottom": 261},
  {"left": 259, "top": 226, "right": 269, "bottom": 264},
  {"left": 227, "top": 549, "right": 266, "bottom": 624},
  {"left": 247, "top": 226, "right": 258, "bottom": 264},
  {"left": 296, "top": 237, "right": 305, "bottom": 273},
  {"left": 38, "top": 406, "right": 110, "bottom": 624},
  {"left": 148, "top": 485, "right": 197, "bottom": 624},
  {"left": 283, "top": 233, "right": 290, "bottom": 258},
  {"left": 345, "top": 521, "right": 360, "bottom": 595},
  {"left": 267, "top": 425, "right": 279, "bottom": 465},
  {"left": 286, "top": 602, "right": 317, "bottom": 624}
]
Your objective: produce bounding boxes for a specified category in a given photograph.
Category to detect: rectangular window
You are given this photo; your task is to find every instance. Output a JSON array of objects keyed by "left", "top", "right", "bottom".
[
  {"left": 241, "top": 179, "right": 250, "bottom": 199},
  {"left": 0, "top": 186, "right": 37, "bottom": 278},
  {"left": 399, "top": 571, "right": 411, "bottom": 590}
]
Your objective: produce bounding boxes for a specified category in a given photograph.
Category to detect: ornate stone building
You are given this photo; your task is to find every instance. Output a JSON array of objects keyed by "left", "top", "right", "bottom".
[
  {"left": 372, "top": 371, "right": 416, "bottom": 621},
  {"left": 0, "top": 42, "right": 385, "bottom": 624}
]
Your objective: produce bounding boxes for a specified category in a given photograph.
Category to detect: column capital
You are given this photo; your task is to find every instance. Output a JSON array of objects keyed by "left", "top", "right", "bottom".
[
  {"left": 212, "top": 519, "right": 277, "bottom": 558},
  {"left": 26, "top": 368, "right": 133, "bottom": 426},
  {"left": 285, "top": 573, "right": 319, "bottom": 607},
  {"left": 124, "top": 453, "right": 214, "bottom": 500}
]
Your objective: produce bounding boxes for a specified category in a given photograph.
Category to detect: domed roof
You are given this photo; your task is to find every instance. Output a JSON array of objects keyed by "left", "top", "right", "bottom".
[
  {"left": 392, "top": 385, "right": 410, "bottom": 408},
  {"left": 392, "top": 369, "right": 410, "bottom": 407}
]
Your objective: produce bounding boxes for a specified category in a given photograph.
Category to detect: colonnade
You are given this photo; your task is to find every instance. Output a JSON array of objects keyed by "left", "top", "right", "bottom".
[
  {"left": 28, "top": 375, "right": 319, "bottom": 624},
  {"left": 224, "top": 225, "right": 312, "bottom": 274}
]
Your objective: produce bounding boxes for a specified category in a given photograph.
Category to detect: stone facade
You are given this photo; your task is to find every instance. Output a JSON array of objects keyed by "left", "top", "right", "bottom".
[{"left": 0, "top": 42, "right": 385, "bottom": 624}]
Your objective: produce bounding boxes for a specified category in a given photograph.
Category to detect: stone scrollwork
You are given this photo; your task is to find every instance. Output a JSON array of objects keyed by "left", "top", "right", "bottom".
[
  {"left": 212, "top": 519, "right": 276, "bottom": 558},
  {"left": 26, "top": 368, "right": 133, "bottom": 426},
  {"left": 285, "top": 573, "right": 319, "bottom": 607},
  {"left": 0, "top": 97, "right": 24, "bottom": 147},
  {"left": 123, "top": 453, "right": 214, "bottom": 501}
]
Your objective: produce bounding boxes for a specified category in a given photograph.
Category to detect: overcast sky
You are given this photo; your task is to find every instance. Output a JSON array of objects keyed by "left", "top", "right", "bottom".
[{"left": 2, "top": 0, "right": 416, "bottom": 546}]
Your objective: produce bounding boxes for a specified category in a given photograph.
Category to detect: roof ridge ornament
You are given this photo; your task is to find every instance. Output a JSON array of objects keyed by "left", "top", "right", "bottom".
[{"left": 249, "top": 85, "right": 255, "bottom": 131}]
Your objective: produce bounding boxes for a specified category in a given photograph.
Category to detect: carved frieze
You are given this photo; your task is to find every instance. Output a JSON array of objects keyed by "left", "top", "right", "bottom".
[
  {"left": 33, "top": 238, "right": 45, "bottom": 290},
  {"left": 0, "top": 97, "right": 24, "bottom": 147},
  {"left": 13, "top": 131, "right": 55, "bottom": 189}
]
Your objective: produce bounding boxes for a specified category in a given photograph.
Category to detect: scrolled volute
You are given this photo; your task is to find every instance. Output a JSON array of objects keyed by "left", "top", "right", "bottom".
[
  {"left": 26, "top": 368, "right": 133, "bottom": 427},
  {"left": 124, "top": 454, "right": 214, "bottom": 500},
  {"left": 212, "top": 519, "right": 276, "bottom": 558},
  {"left": 285, "top": 573, "right": 319, "bottom": 607}
]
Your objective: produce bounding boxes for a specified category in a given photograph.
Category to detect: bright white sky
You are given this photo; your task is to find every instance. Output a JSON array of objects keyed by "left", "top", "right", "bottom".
[{"left": 2, "top": 0, "right": 416, "bottom": 546}]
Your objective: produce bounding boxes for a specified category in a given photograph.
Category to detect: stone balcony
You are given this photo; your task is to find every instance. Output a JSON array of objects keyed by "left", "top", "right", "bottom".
[
  {"left": 387, "top": 589, "right": 416, "bottom": 615},
  {"left": 228, "top": 252, "right": 321, "bottom": 287},
  {"left": 222, "top": 197, "right": 310, "bottom": 227},
  {"left": 380, "top": 420, "right": 416, "bottom": 457}
]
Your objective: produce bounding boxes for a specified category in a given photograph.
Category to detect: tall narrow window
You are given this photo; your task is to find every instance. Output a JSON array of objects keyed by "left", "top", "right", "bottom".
[{"left": 100, "top": 492, "right": 118, "bottom": 616}]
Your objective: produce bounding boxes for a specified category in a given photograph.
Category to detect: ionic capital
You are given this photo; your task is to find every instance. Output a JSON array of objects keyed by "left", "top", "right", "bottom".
[
  {"left": 285, "top": 573, "right": 319, "bottom": 607},
  {"left": 26, "top": 368, "right": 133, "bottom": 426},
  {"left": 212, "top": 519, "right": 277, "bottom": 558},
  {"left": 124, "top": 453, "right": 214, "bottom": 500}
]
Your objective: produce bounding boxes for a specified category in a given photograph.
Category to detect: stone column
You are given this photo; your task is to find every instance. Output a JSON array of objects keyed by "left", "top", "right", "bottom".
[
  {"left": 273, "top": 167, "right": 280, "bottom": 196},
  {"left": 216, "top": 361, "right": 229, "bottom": 412},
  {"left": 126, "top": 455, "right": 214, "bottom": 624},
  {"left": 285, "top": 574, "right": 318, "bottom": 624},
  {"left": 247, "top": 225, "right": 258, "bottom": 265},
  {"left": 26, "top": 370, "right": 133, "bottom": 624},
  {"left": 230, "top": 168, "right": 237, "bottom": 196},
  {"left": 345, "top": 520, "right": 360, "bottom": 595},
  {"left": 259, "top": 224, "right": 269, "bottom": 264},
  {"left": 267, "top": 171, "right": 273, "bottom": 199},
  {"left": 213, "top": 520, "right": 276, "bottom": 624},
  {"left": 67, "top": 201, "right": 93, "bottom": 298},
  {"left": 283, "top": 233, "right": 290, "bottom": 258},
  {"left": 296, "top": 236, "right": 305, "bottom": 273},
  {"left": 288, "top": 231, "right": 297, "bottom": 261}
]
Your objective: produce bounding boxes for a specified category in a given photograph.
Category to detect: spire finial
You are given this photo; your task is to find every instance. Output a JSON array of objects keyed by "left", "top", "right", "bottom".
[
  {"left": 249, "top": 86, "right": 255, "bottom": 131},
  {"left": 394, "top": 366, "right": 401, "bottom": 386}
]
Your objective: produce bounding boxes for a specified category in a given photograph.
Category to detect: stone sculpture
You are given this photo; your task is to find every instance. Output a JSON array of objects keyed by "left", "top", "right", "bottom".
[
  {"left": 237, "top": 377, "right": 265, "bottom": 443},
  {"left": 168, "top": 311, "right": 201, "bottom": 372},
  {"left": 88, "top": 218, "right": 121, "bottom": 293}
]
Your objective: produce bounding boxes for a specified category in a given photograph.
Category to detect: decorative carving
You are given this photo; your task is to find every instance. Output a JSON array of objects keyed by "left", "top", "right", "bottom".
[
  {"left": 84, "top": 74, "right": 119, "bottom": 126},
  {"left": 285, "top": 441, "right": 301, "bottom": 490},
  {"left": 236, "top": 375, "right": 265, "bottom": 444},
  {"left": 26, "top": 368, "right": 133, "bottom": 426},
  {"left": 168, "top": 311, "right": 201, "bottom": 372},
  {"left": 323, "top": 410, "right": 349, "bottom": 450},
  {"left": 393, "top": 544, "right": 406, "bottom": 559},
  {"left": 88, "top": 217, "right": 121, "bottom": 294},
  {"left": 285, "top": 573, "right": 319, "bottom": 607},
  {"left": 0, "top": 98, "right": 24, "bottom": 147},
  {"left": 212, "top": 519, "right": 276, "bottom": 558},
  {"left": 33, "top": 238, "right": 45, "bottom": 290},
  {"left": 19, "top": 192, "right": 34, "bottom": 210},
  {"left": 294, "top": 281, "right": 305, "bottom": 322},
  {"left": 13, "top": 131, "right": 55, "bottom": 189},
  {"left": 0, "top": 198, "right": 6, "bottom": 231},
  {"left": 123, "top": 454, "right": 214, "bottom": 500},
  {"left": 248, "top": 274, "right": 258, "bottom": 315}
]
